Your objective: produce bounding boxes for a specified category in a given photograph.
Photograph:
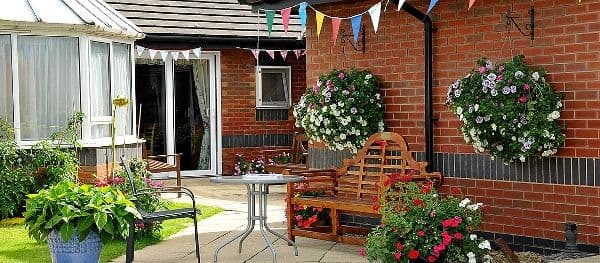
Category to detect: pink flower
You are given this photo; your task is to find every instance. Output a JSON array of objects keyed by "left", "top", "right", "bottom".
[
  {"left": 359, "top": 248, "right": 366, "bottom": 257},
  {"left": 499, "top": 65, "right": 505, "bottom": 72},
  {"left": 428, "top": 255, "right": 437, "bottom": 262},
  {"left": 418, "top": 230, "right": 426, "bottom": 237},
  {"left": 394, "top": 251, "right": 402, "bottom": 260},
  {"left": 454, "top": 232, "right": 463, "bottom": 240},
  {"left": 478, "top": 67, "right": 486, "bottom": 74},
  {"left": 430, "top": 209, "right": 437, "bottom": 218},
  {"left": 295, "top": 215, "right": 303, "bottom": 221},
  {"left": 518, "top": 95, "right": 528, "bottom": 103},
  {"left": 497, "top": 75, "right": 504, "bottom": 81},
  {"left": 338, "top": 72, "right": 345, "bottom": 80},
  {"left": 523, "top": 83, "right": 531, "bottom": 91}
]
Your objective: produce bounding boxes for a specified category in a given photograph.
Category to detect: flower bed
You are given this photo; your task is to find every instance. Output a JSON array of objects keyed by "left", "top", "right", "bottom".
[
  {"left": 293, "top": 68, "right": 385, "bottom": 153},
  {"left": 445, "top": 55, "right": 565, "bottom": 162},
  {"left": 365, "top": 173, "right": 491, "bottom": 262}
]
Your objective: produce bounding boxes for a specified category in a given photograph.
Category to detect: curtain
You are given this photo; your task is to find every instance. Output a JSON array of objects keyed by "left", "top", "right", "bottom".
[
  {"left": 192, "top": 60, "right": 210, "bottom": 170},
  {"left": 112, "top": 43, "right": 132, "bottom": 136},
  {"left": 0, "top": 35, "right": 12, "bottom": 122},
  {"left": 90, "top": 42, "right": 111, "bottom": 138},
  {"left": 18, "top": 36, "right": 80, "bottom": 140}
]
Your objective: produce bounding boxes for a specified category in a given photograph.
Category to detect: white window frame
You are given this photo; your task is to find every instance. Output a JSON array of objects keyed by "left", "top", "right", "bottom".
[
  {"left": 255, "top": 66, "right": 291, "bottom": 109},
  {"left": 3, "top": 30, "right": 137, "bottom": 148}
]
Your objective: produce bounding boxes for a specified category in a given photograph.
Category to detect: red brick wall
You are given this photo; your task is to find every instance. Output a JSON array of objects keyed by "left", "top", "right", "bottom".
[
  {"left": 220, "top": 49, "right": 306, "bottom": 174},
  {"left": 439, "top": 178, "right": 600, "bottom": 245},
  {"left": 305, "top": 0, "right": 600, "bottom": 157},
  {"left": 303, "top": 0, "right": 600, "bottom": 245}
]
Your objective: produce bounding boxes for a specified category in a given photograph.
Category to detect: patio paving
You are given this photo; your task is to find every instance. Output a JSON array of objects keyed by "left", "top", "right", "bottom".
[
  {"left": 111, "top": 177, "right": 598, "bottom": 263},
  {"left": 111, "top": 177, "right": 367, "bottom": 263}
]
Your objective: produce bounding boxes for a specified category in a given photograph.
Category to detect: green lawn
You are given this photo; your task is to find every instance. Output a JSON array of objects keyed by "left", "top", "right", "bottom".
[{"left": 0, "top": 202, "right": 223, "bottom": 263}]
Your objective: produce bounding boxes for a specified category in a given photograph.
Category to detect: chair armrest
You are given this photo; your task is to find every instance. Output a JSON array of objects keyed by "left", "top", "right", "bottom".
[
  {"left": 135, "top": 186, "right": 197, "bottom": 208},
  {"left": 146, "top": 153, "right": 182, "bottom": 159}
]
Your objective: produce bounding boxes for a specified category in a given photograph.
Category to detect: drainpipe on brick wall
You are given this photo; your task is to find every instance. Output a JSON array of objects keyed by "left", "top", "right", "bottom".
[{"left": 399, "top": 2, "right": 435, "bottom": 172}]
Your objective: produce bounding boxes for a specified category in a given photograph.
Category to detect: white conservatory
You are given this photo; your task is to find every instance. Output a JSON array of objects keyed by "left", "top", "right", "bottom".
[{"left": 0, "top": 0, "right": 143, "bottom": 146}]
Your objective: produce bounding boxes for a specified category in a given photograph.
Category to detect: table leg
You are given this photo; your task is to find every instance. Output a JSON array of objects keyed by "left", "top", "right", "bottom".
[
  {"left": 258, "top": 184, "right": 277, "bottom": 263},
  {"left": 262, "top": 185, "right": 299, "bottom": 256},
  {"left": 238, "top": 184, "right": 256, "bottom": 253},
  {"left": 213, "top": 184, "right": 256, "bottom": 262}
]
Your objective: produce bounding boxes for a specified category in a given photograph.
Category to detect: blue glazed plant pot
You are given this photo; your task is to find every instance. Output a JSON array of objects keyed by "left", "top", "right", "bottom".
[{"left": 47, "top": 229, "right": 102, "bottom": 263}]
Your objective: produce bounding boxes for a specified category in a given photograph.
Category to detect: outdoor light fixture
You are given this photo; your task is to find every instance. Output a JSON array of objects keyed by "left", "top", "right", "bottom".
[
  {"left": 504, "top": 3, "right": 535, "bottom": 45},
  {"left": 340, "top": 25, "right": 366, "bottom": 53}
]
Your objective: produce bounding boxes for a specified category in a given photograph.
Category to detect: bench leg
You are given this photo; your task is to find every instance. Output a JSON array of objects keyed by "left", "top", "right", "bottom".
[
  {"left": 126, "top": 221, "right": 135, "bottom": 263},
  {"left": 176, "top": 169, "right": 181, "bottom": 198},
  {"left": 286, "top": 184, "right": 296, "bottom": 243},
  {"left": 330, "top": 208, "right": 339, "bottom": 237}
]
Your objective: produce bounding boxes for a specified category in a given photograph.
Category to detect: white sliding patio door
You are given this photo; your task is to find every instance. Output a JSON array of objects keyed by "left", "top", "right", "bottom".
[{"left": 135, "top": 51, "right": 221, "bottom": 176}]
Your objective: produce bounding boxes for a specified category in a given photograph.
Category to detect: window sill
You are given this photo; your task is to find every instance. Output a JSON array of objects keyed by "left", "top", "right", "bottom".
[{"left": 16, "top": 136, "right": 144, "bottom": 148}]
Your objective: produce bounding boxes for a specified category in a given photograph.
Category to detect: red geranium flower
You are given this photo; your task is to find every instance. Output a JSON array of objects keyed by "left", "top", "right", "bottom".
[
  {"left": 395, "top": 242, "right": 404, "bottom": 251},
  {"left": 418, "top": 230, "right": 426, "bottom": 237},
  {"left": 408, "top": 249, "right": 420, "bottom": 260},
  {"left": 428, "top": 255, "right": 437, "bottom": 262},
  {"left": 413, "top": 198, "right": 424, "bottom": 207}
]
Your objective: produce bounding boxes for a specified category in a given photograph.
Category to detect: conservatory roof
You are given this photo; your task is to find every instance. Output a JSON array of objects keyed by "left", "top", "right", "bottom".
[{"left": 0, "top": 0, "right": 143, "bottom": 39}]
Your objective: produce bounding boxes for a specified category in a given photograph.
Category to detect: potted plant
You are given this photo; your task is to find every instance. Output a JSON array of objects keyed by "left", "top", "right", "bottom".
[{"left": 24, "top": 181, "right": 141, "bottom": 263}]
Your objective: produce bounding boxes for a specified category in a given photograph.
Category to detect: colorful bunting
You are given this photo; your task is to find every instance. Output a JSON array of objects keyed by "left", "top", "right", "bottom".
[
  {"left": 182, "top": 50, "right": 190, "bottom": 60},
  {"left": 468, "top": 0, "right": 476, "bottom": 10},
  {"left": 397, "top": 0, "right": 407, "bottom": 11},
  {"left": 426, "top": 0, "right": 439, "bottom": 15},
  {"left": 295, "top": 49, "right": 303, "bottom": 59},
  {"left": 281, "top": 7, "right": 291, "bottom": 33},
  {"left": 331, "top": 17, "right": 341, "bottom": 45},
  {"left": 251, "top": 49, "right": 260, "bottom": 59},
  {"left": 351, "top": 15, "right": 362, "bottom": 45},
  {"left": 192, "top": 48, "right": 201, "bottom": 58},
  {"left": 136, "top": 46, "right": 145, "bottom": 56},
  {"left": 148, "top": 49, "right": 158, "bottom": 60},
  {"left": 266, "top": 50, "right": 275, "bottom": 59},
  {"left": 316, "top": 11, "right": 325, "bottom": 39},
  {"left": 171, "top": 51, "right": 180, "bottom": 61},
  {"left": 280, "top": 50, "right": 288, "bottom": 60},
  {"left": 266, "top": 10, "right": 275, "bottom": 37},
  {"left": 299, "top": 2, "right": 308, "bottom": 30},
  {"left": 159, "top": 51, "right": 169, "bottom": 62},
  {"left": 368, "top": 2, "right": 382, "bottom": 33}
]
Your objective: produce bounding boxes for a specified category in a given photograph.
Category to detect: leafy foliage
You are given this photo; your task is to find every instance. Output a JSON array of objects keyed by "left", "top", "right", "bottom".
[
  {"left": 293, "top": 68, "right": 385, "bottom": 152},
  {"left": 0, "top": 140, "right": 35, "bottom": 219},
  {"left": 446, "top": 55, "right": 565, "bottom": 162},
  {"left": 24, "top": 181, "right": 141, "bottom": 243},
  {"left": 365, "top": 173, "right": 491, "bottom": 263},
  {"left": 233, "top": 154, "right": 265, "bottom": 175},
  {"left": 268, "top": 152, "right": 292, "bottom": 165}
]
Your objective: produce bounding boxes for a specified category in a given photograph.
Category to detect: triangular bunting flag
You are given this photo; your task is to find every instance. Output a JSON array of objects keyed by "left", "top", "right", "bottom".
[
  {"left": 182, "top": 50, "right": 190, "bottom": 60},
  {"left": 397, "top": 0, "right": 406, "bottom": 11},
  {"left": 159, "top": 51, "right": 169, "bottom": 61},
  {"left": 171, "top": 51, "right": 180, "bottom": 61},
  {"left": 368, "top": 2, "right": 382, "bottom": 33},
  {"left": 251, "top": 49, "right": 260, "bottom": 59},
  {"left": 426, "top": 0, "right": 439, "bottom": 14},
  {"left": 281, "top": 7, "right": 292, "bottom": 33},
  {"left": 192, "top": 48, "right": 201, "bottom": 58},
  {"left": 316, "top": 11, "right": 325, "bottom": 39},
  {"left": 331, "top": 17, "right": 341, "bottom": 45},
  {"left": 280, "top": 50, "right": 288, "bottom": 60},
  {"left": 266, "top": 10, "right": 275, "bottom": 37},
  {"left": 148, "top": 49, "right": 158, "bottom": 60},
  {"left": 351, "top": 15, "right": 362, "bottom": 45},
  {"left": 468, "top": 0, "right": 476, "bottom": 10},
  {"left": 294, "top": 49, "right": 302, "bottom": 59},
  {"left": 266, "top": 50, "right": 275, "bottom": 59},
  {"left": 136, "top": 46, "right": 145, "bottom": 56},
  {"left": 299, "top": 2, "right": 308, "bottom": 30}
]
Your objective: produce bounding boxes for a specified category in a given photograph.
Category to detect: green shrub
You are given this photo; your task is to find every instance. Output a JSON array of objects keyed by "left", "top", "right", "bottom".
[{"left": 0, "top": 141, "right": 35, "bottom": 218}]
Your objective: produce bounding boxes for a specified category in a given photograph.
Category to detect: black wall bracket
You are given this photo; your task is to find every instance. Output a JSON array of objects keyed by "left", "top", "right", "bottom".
[
  {"left": 339, "top": 25, "right": 366, "bottom": 53},
  {"left": 505, "top": 4, "right": 535, "bottom": 45}
]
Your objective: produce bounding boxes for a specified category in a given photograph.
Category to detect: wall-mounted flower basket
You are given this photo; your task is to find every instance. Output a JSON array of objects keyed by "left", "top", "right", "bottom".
[{"left": 446, "top": 55, "right": 565, "bottom": 163}]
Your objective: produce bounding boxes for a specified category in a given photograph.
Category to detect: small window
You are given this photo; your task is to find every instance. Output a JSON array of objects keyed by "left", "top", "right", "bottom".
[
  {"left": 0, "top": 35, "right": 12, "bottom": 123},
  {"left": 256, "top": 66, "right": 291, "bottom": 109}
]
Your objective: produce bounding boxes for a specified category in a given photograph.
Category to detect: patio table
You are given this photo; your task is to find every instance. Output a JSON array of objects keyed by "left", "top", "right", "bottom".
[{"left": 210, "top": 174, "right": 305, "bottom": 263}]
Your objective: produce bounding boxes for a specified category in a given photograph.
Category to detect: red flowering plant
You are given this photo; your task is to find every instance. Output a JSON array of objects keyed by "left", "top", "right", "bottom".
[
  {"left": 290, "top": 182, "right": 330, "bottom": 228},
  {"left": 365, "top": 172, "right": 491, "bottom": 263},
  {"left": 268, "top": 152, "right": 292, "bottom": 165}
]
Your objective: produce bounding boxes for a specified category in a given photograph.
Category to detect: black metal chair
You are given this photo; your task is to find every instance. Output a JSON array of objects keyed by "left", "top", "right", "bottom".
[{"left": 120, "top": 156, "right": 201, "bottom": 263}]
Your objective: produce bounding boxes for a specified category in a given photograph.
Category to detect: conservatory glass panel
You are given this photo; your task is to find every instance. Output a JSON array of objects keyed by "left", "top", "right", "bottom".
[
  {"left": 90, "top": 41, "right": 111, "bottom": 118},
  {"left": 0, "top": 35, "right": 12, "bottom": 123},
  {"left": 18, "top": 36, "right": 80, "bottom": 141},
  {"left": 112, "top": 43, "right": 132, "bottom": 135}
]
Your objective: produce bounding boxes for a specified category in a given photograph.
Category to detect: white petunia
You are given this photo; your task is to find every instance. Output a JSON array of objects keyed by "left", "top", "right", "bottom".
[
  {"left": 483, "top": 255, "right": 493, "bottom": 263},
  {"left": 459, "top": 198, "right": 471, "bottom": 207},
  {"left": 532, "top": 71, "right": 540, "bottom": 81},
  {"left": 479, "top": 240, "right": 492, "bottom": 250},
  {"left": 467, "top": 252, "right": 477, "bottom": 263},
  {"left": 470, "top": 234, "right": 478, "bottom": 240}
]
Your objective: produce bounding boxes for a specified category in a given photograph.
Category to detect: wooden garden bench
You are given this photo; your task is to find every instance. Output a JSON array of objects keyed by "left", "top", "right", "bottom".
[{"left": 283, "top": 132, "right": 442, "bottom": 245}]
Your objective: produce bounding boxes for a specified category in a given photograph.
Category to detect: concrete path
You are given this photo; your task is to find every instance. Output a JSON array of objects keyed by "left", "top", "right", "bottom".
[{"left": 111, "top": 177, "right": 367, "bottom": 263}]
